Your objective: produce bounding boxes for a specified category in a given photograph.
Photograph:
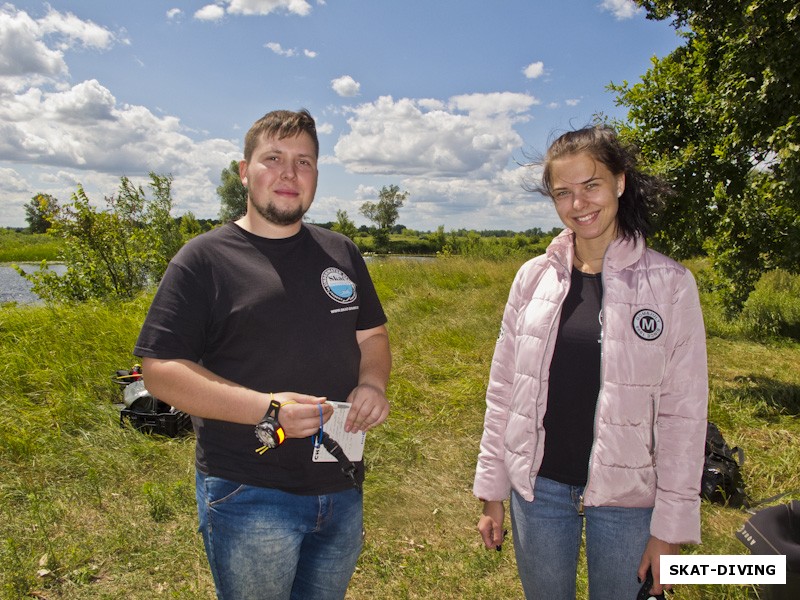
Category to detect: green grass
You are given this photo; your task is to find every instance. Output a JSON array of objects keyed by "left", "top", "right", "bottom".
[
  {"left": 0, "top": 230, "right": 63, "bottom": 262},
  {"left": 1, "top": 257, "right": 798, "bottom": 599}
]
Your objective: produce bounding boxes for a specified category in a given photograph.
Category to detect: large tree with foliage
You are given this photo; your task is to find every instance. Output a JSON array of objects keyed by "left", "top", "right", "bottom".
[
  {"left": 359, "top": 185, "right": 408, "bottom": 231},
  {"left": 19, "top": 173, "right": 182, "bottom": 302},
  {"left": 217, "top": 159, "right": 248, "bottom": 222},
  {"left": 359, "top": 185, "right": 408, "bottom": 253},
  {"left": 24, "top": 193, "right": 57, "bottom": 233},
  {"left": 331, "top": 209, "right": 358, "bottom": 240},
  {"left": 611, "top": 0, "right": 799, "bottom": 313}
]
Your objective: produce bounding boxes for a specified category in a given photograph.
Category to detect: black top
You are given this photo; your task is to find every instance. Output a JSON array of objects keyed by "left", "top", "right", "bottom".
[
  {"left": 538, "top": 267, "right": 603, "bottom": 487},
  {"left": 134, "top": 223, "right": 387, "bottom": 494}
]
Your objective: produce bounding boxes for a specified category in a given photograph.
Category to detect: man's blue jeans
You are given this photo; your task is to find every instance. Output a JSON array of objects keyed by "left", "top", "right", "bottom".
[
  {"left": 510, "top": 475, "right": 652, "bottom": 600},
  {"left": 196, "top": 470, "right": 363, "bottom": 600}
]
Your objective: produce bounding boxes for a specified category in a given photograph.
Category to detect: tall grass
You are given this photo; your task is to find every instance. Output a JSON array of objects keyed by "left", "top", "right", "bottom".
[
  {"left": 0, "top": 230, "right": 62, "bottom": 262},
  {"left": 1, "top": 257, "right": 798, "bottom": 599}
]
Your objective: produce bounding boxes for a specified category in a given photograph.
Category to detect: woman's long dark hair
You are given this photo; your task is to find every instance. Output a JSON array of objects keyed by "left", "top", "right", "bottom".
[{"left": 528, "top": 125, "right": 669, "bottom": 241}]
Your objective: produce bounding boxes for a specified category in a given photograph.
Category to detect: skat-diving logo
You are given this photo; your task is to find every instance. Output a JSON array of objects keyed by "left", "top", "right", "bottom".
[
  {"left": 321, "top": 267, "right": 357, "bottom": 304},
  {"left": 632, "top": 309, "right": 664, "bottom": 340}
]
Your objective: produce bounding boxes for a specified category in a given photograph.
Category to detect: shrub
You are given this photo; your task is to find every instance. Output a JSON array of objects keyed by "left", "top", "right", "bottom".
[
  {"left": 740, "top": 269, "right": 800, "bottom": 340},
  {"left": 17, "top": 174, "right": 181, "bottom": 303}
]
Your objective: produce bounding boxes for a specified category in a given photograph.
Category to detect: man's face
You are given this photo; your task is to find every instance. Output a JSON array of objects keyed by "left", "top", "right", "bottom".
[{"left": 239, "top": 131, "right": 318, "bottom": 227}]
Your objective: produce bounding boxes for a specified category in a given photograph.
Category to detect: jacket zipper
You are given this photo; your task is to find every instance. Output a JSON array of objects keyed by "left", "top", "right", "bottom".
[
  {"left": 650, "top": 392, "right": 657, "bottom": 465},
  {"left": 578, "top": 248, "right": 608, "bottom": 516},
  {"left": 536, "top": 250, "right": 571, "bottom": 498}
]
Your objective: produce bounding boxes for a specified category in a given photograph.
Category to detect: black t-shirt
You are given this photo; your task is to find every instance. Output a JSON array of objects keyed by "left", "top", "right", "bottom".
[
  {"left": 538, "top": 268, "right": 603, "bottom": 487},
  {"left": 134, "top": 223, "right": 387, "bottom": 494}
]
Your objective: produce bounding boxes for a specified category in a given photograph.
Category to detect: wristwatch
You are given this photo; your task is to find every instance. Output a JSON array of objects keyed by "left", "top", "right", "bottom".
[{"left": 255, "top": 398, "right": 285, "bottom": 448}]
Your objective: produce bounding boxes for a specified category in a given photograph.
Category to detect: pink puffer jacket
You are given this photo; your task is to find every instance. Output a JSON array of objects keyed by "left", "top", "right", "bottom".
[{"left": 473, "top": 230, "right": 708, "bottom": 544}]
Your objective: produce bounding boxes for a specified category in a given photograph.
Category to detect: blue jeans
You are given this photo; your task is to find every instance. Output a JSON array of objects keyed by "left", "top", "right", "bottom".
[
  {"left": 511, "top": 476, "right": 652, "bottom": 600},
  {"left": 196, "top": 470, "right": 363, "bottom": 600}
]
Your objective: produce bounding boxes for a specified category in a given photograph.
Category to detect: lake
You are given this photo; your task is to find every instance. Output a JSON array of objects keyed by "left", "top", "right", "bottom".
[{"left": 1, "top": 263, "right": 67, "bottom": 304}]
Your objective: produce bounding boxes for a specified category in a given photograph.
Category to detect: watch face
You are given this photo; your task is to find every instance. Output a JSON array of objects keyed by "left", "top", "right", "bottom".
[{"left": 255, "top": 421, "right": 279, "bottom": 448}]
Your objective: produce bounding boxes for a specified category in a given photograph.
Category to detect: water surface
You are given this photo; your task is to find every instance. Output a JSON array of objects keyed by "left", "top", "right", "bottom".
[{"left": 1, "top": 263, "right": 67, "bottom": 304}]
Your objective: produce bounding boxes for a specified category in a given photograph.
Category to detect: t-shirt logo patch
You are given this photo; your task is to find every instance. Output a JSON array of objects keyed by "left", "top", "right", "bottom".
[
  {"left": 321, "top": 267, "right": 357, "bottom": 304},
  {"left": 632, "top": 309, "right": 663, "bottom": 340}
]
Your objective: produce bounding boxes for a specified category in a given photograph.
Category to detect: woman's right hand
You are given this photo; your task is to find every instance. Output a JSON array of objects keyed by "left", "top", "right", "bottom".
[{"left": 478, "top": 500, "right": 506, "bottom": 550}]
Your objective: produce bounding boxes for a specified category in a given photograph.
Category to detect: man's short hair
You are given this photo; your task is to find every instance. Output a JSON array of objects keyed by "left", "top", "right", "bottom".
[{"left": 243, "top": 109, "right": 319, "bottom": 162}]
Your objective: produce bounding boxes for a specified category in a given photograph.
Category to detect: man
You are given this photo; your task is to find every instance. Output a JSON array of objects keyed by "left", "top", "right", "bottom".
[{"left": 134, "top": 109, "right": 391, "bottom": 600}]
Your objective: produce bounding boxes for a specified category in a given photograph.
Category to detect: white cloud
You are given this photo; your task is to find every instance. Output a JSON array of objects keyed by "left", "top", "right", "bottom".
[
  {"left": 305, "top": 164, "right": 559, "bottom": 232},
  {"left": 166, "top": 8, "right": 183, "bottom": 20},
  {"left": 599, "top": 0, "right": 642, "bottom": 20},
  {"left": 304, "top": 49, "right": 317, "bottom": 58},
  {"left": 0, "top": 27, "right": 240, "bottom": 225},
  {"left": 309, "top": 91, "right": 559, "bottom": 232},
  {"left": 316, "top": 122, "right": 334, "bottom": 135},
  {"left": 38, "top": 6, "right": 117, "bottom": 50},
  {"left": 334, "top": 93, "right": 536, "bottom": 178},
  {"left": 331, "top": 75, "right": 360, "bottom": 98},
  {"left": 449, "top": 92, "right": 539, "bottom": 117},
  {"left": 226, "top": 0, "right": 313, "bottom": 17},
  {"left": 0, "top": 78, "right": 239, "bottom": 173},
  {"left": 0, "top": 167, "right": 27, "bottom": 193},
  {"left": 194, "top": 5, "right": 226, "bottom": 22},
  {"left": 523, "top": 61, "right": 545, "bottom": 79},
  {"left": 265, "top": 42, "right": 296, "bottom": 57},
  {"left": 565, "top": 98, "right": 580, "bottom": 106},
  {"left": 0, "top": 6, "right": 65, "bottom": 82},
  {"left": 0, "top": 4, "right": 121, "bottom": 90}
]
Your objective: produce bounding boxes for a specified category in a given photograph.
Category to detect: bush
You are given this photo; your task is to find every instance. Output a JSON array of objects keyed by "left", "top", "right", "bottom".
[
  {"left": 17, "top": 174, "right": 182, "bottom": 303},
  {"left": 440, "top": 232, "right": 549, "bottom": 260},
  {"left": 740, "top": 269, "right": 800, "bottom": 340}
]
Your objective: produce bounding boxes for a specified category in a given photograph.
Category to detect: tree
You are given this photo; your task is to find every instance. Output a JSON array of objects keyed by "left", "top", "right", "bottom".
[
  {"left": 331, "top": 209, "right": 358, "bottom": 240},
  {"left": 359, "top": 185, "right": 408, "bottom": 253},
  {"left": 611, "top": 0, "right": 800, "bottom": 313},
  {"left": 359, "top": 185, "right": 408, "bottom": 231},
  {"left": 179, "top": 211, "right": 204, "bottom": 242},
  {"left": 217, "top": 159, "right": 248, "bottom": 222},
  {"left": 24, "top": 193, "right": 57, "bottom": 233},
  {"left": 19, "top": 173, "right": 182, "bottom": 302}
]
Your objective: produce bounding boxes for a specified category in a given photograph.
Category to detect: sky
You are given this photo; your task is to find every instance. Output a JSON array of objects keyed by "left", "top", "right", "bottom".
[{"left": 0, "top": 0, "right": 683, "bottom": 232}]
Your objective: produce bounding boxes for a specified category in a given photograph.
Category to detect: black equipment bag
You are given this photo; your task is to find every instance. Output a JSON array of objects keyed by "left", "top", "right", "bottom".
[
  {"left": 701, "top": 421, "right": 748, "bottom": 508},
  {"left": 736, "top": 500, "right": 800, "bottom": 600}
]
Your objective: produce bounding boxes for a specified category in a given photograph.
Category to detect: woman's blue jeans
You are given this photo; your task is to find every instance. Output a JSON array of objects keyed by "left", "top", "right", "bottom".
[
  {"left": 510, "top": 475, "right": 652, "bottom": 600},
  {"left": 196, "top": 470, "right": 363, "bottom": 600}
]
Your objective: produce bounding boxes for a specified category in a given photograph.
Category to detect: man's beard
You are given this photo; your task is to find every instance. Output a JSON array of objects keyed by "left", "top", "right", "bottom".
[{"left": 253, "top": 198, "right": 307, "bottom": 226}]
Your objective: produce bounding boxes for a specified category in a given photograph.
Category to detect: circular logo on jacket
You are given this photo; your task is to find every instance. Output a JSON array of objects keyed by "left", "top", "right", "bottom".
[
  {"left": 321, "top": 267, "right": 357, "bottom": 304},
  {"left": 632, "top": 309, "right": 664, "bottom": 340}
]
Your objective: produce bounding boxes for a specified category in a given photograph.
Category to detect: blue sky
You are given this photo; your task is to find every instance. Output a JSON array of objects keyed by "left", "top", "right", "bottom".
[{"left": 0, "top": 1, "right": 682, "bottom": 231}]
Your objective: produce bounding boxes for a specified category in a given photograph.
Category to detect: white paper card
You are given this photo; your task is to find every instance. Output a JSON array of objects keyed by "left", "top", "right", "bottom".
[{"left": 311, "top": 401, "right": 366, "bottom": 462}]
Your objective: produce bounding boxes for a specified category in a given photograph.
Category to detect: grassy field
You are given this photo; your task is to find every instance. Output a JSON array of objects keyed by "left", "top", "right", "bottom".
[
  {"left": 0, "top": 230, "right": 62, "bottom": 263},
  {"left": 1, "top": 257, "right": 798, "bottom": 599}
]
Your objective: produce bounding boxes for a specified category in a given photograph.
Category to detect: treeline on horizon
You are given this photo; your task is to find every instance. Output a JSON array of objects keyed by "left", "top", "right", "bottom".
[
  {"left": 1, "top": 221, "right": 561, "bottom": 260},
  {"left": 2, "top": 222, "right": 558, "bottom": 240}
]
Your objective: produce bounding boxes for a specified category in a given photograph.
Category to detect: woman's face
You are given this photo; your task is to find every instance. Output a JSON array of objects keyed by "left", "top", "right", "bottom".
[{"left": 549, "top": 152, "right": 625, "bottom": 248}]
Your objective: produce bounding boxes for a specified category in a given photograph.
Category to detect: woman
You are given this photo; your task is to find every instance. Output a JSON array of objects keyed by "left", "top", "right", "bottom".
[{"left": 474, "top": 125, "right": 708, "bottom": 599}]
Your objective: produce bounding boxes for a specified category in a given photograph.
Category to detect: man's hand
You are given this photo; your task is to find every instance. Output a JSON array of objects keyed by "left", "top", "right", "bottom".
[
  {"left": 273, "top": 392, "right": 332, "bottom": 439},
  {"left": 344, "top": 383, "right": 389, "bottom": 432}
]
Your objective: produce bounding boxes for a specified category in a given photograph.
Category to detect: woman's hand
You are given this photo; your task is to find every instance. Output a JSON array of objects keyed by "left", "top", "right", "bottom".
[
  {"left": 638, "top": 535, "right": 680, "bottom": 595},
  {"left": 478, "top": 500, "right": 506, "bottom": 550}
]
